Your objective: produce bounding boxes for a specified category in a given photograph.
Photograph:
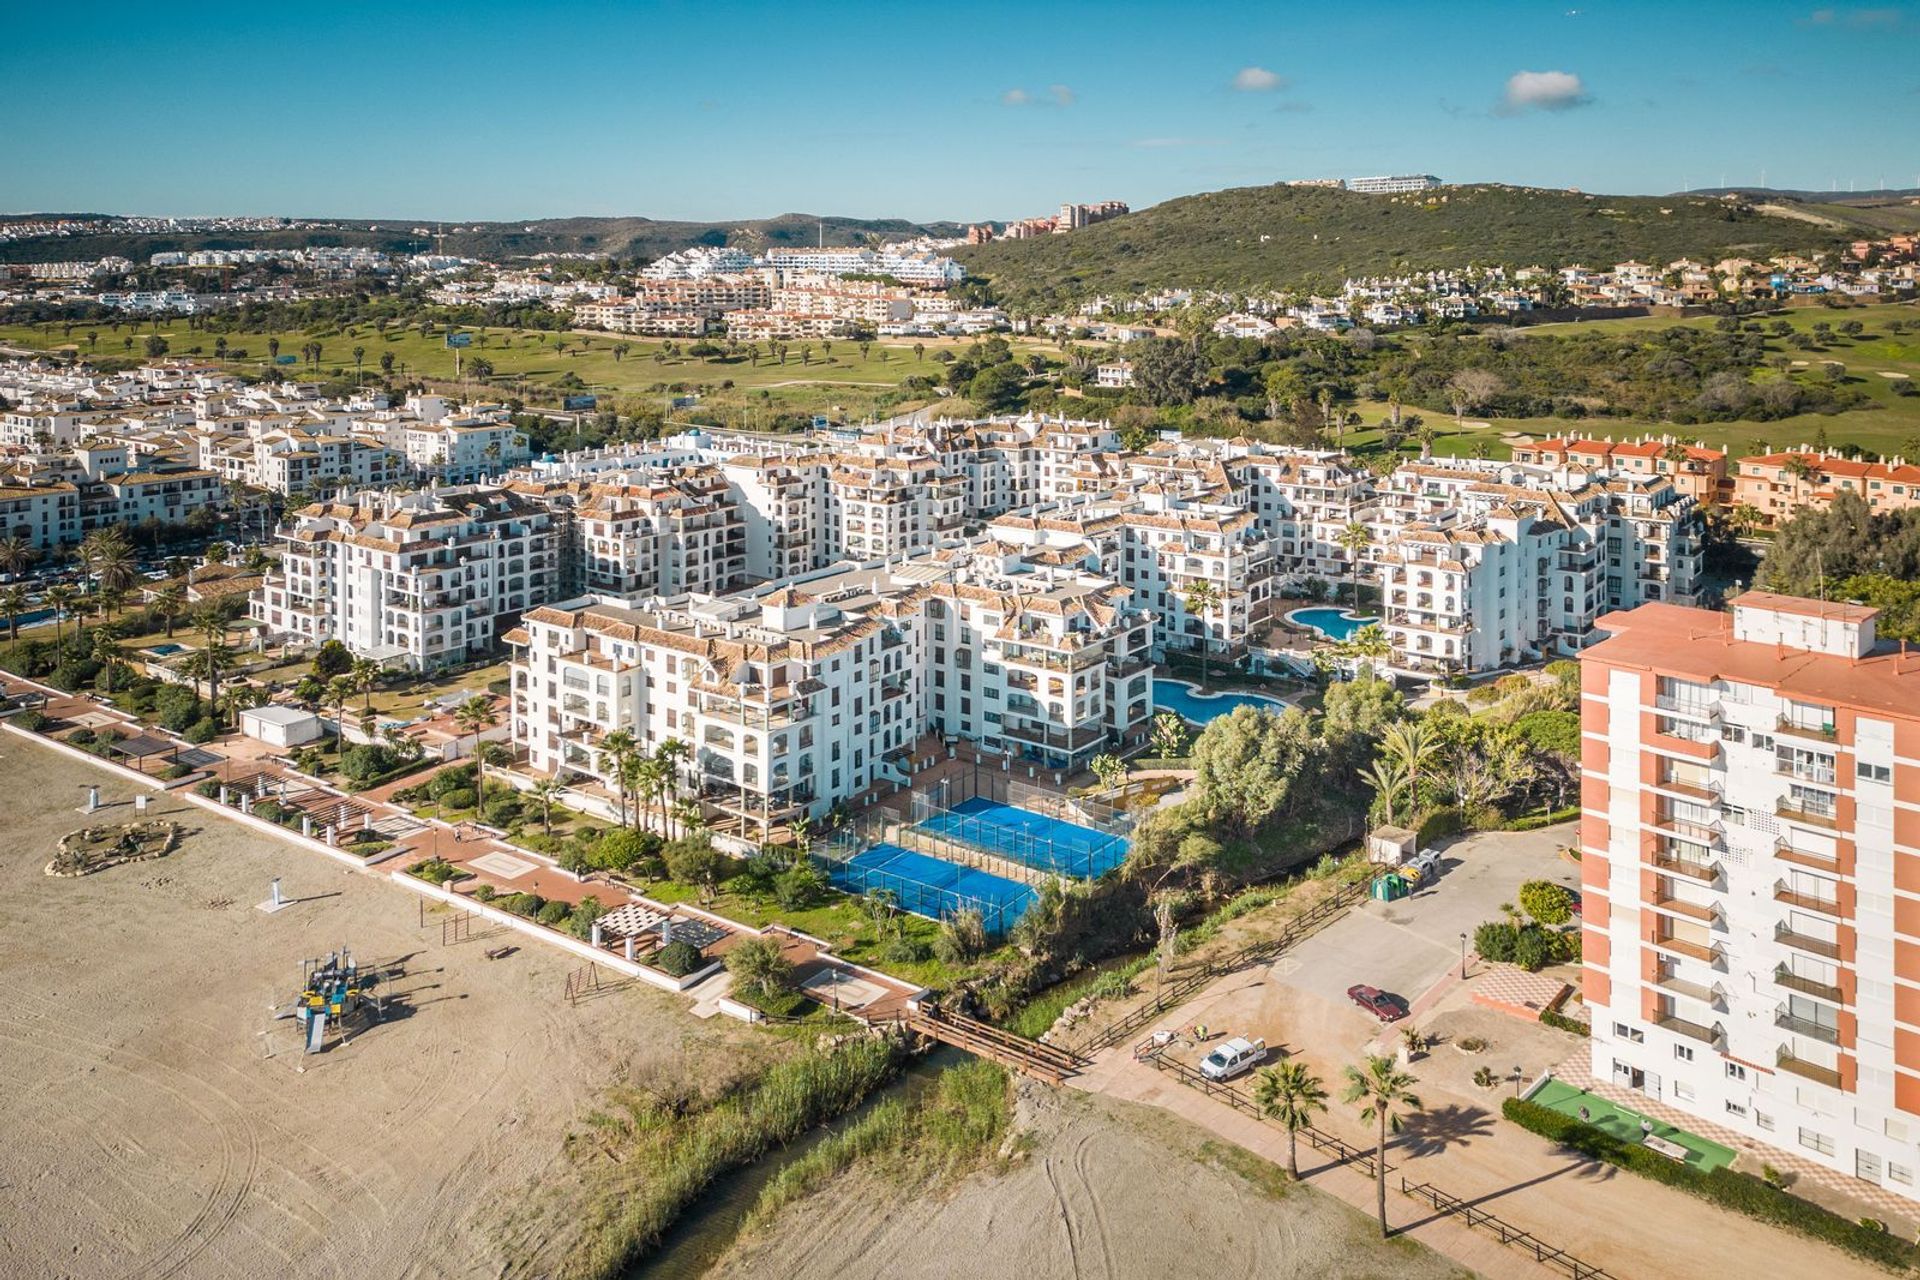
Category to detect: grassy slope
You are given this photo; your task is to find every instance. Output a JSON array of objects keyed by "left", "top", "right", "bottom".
[
  {"left": 1354, "top": 300, "right": 1920, "bottom": 462},
  {"left": 957, "top": 183, "right": 1866, "bottom": 304}
]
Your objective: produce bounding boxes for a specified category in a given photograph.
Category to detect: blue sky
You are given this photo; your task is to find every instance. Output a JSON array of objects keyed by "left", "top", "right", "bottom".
[{"left": 4, "top": 1, "right": 1916, "bottom": 223}]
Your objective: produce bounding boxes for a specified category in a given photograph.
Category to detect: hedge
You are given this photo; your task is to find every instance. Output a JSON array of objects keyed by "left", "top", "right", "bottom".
[
  {"left": 1507, "top": 805, "right": 1581, "bottom": 832},
  {"left": 1537, "top": 1007, "right": 1589, "bottom": 1037},
  {"left": 1415, "top": 807, "right": 1463, "bottom": 845},
  {"left": 1501, "top": 1098, "right": 1920, "bottom": 1271}
]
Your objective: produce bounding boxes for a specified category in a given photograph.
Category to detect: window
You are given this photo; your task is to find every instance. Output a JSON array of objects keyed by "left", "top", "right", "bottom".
[
  {"left": 1725, "top": 1101, "right": 1748, "bottom": 1118},
  {"left": 1726, "top": 1062, "right": 1747, "bottom": 1082},
  {"left": 1723, "top": 724, "right": 1747, "bottom": 745},
  {"left": 1755, "top": 1111, "right": 1775, "bottom": 1132},
  {"left": 1798, "top": 1127, "right": 1836, "bottom": 1156},
  {"left": 1674, "top": 1081, "right": 1695, "bottom": 1101},
  {"left": 1892, "top": 1162, "right": 1915, "bottom": 1188},
  {"left": 1861, "top": 762, "right": 1891, "bottom": 784},
  {"left": 1675, "top": 1044, "right": 1694, "bottom": 1062},
  {"left": 1613, "top": 1023, "right": 1645, "bottom": 1044}
]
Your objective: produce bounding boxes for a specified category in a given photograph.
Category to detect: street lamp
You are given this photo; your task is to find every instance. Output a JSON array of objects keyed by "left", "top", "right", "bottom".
[
  {"left": 1459, "top": 931, "right": 1468, "bottom": 980},
  {"left": 1512, "top": 1065, "right": 1525, "bottom": 1097}
]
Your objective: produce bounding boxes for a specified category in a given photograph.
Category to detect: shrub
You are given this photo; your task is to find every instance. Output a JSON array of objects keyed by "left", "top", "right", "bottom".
[
  {"left": 569, "top": 895, "right": 606, "bottom": 940},
  {"left": 1518, "top": 879, "right": 1575, "bottom": 926},
  {"left": 339, "top": 743, "right": 399, "bottom": 783},
  {"left": 68, "top": 727, "right": 96, "bottom": 745},
  {"left": 195, "top": 779, "right": 221, "bottom": 798},
  {"left": 936, "top": 909, "right": 988, "bottom": 964},
  {"left": 482, "top": 794, "right": 523, "bottom": 828},
  {"left": 591, "top": 827, "right": 661, "bottom": 874},
  {"left": 725, "top": 935, "right": 795, "bottom": 999},
  {"left": 428, "top": 764, "right": 477, "bottom": 802},
  {"left": 1539, "top": 1008, "right": 1589, "bottom": 1037},
  {"left": 437, "top": 786, "right": 477, "bottom": 811},
  {"left": 665, "top": 835, "right": 724, "bottom": 887},
  {"left": 735, "top": 851, "right": 783, "bottom": 897},
  {"left": 158, "top": 762, "right": 191, "bottom": 781},
  {"left": 498, "top": 892, "right": 545, "bottom": 918},
  {"left": 1511, "top": 927, "right": 1553, "bottom": 972},
  {"left": 1473, "top": 1066, "right": 1498, "bottom": 1088},
  {"left": 1457, "top": 1035, "right": 1488, "bottom": 1053},
  {"left": 183, "top": 717, "right": 217, "bottom": 744},
  {"left": 537, "top": 900, "right": 572, "bottom": 927},
  {"left": 655, "top": 939, "right": 704, "bottom": 977},
  {"left": 154, "top": 685, "right": 200, "bottom": 730},
  {"left": 1415, "top": 807, "right": 1462, "bottom": 845},
  {"left": 472, "top": 884, "right": 496, "bottom": 903},
  {"left": 408, "top": 857, "right": 460, "bottom": 885},
  {"left": 880, "top": 935, "right": 933, "bottom": 965},
  {"left": 11, "top": 709, "right": 47, "bottom": 732},
  {"left": 1502, "top": 1098, "right": 1920, "bottom": 1271},
  {"left": 773, "top": 862, "right": 827, "bottom": 910}
]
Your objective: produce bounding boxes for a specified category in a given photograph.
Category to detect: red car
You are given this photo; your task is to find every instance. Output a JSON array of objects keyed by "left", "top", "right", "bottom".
[{"left": 1347, "top": 984, "right": 1410, "bottom": 1022}]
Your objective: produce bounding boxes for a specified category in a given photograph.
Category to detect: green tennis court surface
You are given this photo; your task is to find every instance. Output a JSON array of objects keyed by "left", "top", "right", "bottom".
[{"left": 1531, "top": 1077, "right": 1736, "bottom": 1172}]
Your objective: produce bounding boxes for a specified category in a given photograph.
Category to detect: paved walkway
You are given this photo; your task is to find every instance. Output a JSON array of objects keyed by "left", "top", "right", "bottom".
[{"left": 1074, "top": 961, "right": 1892, "bottom": 1280}]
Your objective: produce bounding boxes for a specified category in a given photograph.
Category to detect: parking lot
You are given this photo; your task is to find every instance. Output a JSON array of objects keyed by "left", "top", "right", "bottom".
[{"left": 1273, "top": 823, "right": 1579, "bottom": 1014}]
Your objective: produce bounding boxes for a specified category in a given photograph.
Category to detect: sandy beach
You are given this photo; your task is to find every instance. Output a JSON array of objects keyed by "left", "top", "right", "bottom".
[{"left": 0, "top": 735, "right": 774, "bottom": 1280}]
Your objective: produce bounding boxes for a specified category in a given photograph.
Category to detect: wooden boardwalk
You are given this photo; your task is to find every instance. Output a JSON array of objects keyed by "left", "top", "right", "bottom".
[{"left": 904, "top": 1004, "right": 1087, "bottom": 1085}]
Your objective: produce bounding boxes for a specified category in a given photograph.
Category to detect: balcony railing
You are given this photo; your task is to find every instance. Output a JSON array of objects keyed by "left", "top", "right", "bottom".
[
  {"left": 1654, "top": 972, "right": 1717, "bottom": 1004},
  {"left": 1649, "top": 932, "right": 1717, "bottom": 964},
  {"left": 1774, "top": 963, "right": 1845, "bottom": 1004},
  {"left": 1776, "top": 841, "right": 1841, "bottom": 873},
  {"left": 1651, "top": 895, "right": 1717, "bottom": 924},
  {"left": 1773, "top": 882, "right": 1843, "bottom": 916},
  {"left": 1776, "top": 797, "right": 1839, "bottom": 830},
  {"left": 1652, "top": 774, "right": 1721, "bottom": 804},
  {"left": 1775, "top": 1048, "right": 1843, "bottom": 1089},
  {"left": 1776, "top": 716, "right": 1839, "bottom": 744},
  {"left": 1655, "top": 695, "right": 1719, "bottom": 721},
  {"left": 1774, "top": 922, "right": 1842, "bottom": 960},
  {"left": 1653, "top": 1012, "right": 1721, "bottom": 1045},
  {"left": 1774, "top": 1007, "right": 1841, "bottom": 1045},
  {"left": 1652, "top": 854, "right": 1719, "bottom": 884}
]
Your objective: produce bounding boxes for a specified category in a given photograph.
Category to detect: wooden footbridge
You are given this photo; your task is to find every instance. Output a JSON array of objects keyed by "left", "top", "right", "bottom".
[{"left": 903, "top": 1003, "right": 1087, "bottom": 1085}]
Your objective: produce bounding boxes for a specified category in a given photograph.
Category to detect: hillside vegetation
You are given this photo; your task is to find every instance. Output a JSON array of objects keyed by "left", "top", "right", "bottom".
[{"left": 957, "top": 183, "right": 1865, "bottom": 306}]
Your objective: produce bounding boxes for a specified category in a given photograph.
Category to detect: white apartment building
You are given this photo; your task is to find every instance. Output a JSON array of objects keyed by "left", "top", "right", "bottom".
[
  {"left": 1581, "top": 594, "right": 1920, "bottom": 1204},
  {"left": 1344, "top": 174, "right": 1443, "bottom": 194},
  {"left": 516, "top": 468, "right": 748, "bottom": 597},
  {"left": 506, "top": 547, "right": 1155, "bottom": 839},
  {"left": 251, "top": 487, "right": 560, "bottom": 670}
]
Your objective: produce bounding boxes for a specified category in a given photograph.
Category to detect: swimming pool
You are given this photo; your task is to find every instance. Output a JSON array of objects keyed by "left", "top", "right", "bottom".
[
  {"left": 1288, "top": 606, "right": 1380, "bottom": 642},
  {"left": 917, "top": 796, "right": 1129, "bottom": 879},
  {"left": 1153, "top": 679, "right": 1289, "bottom": 726},
  {"left": 144, "top": 643, "right": 186, "bottom": 657}
]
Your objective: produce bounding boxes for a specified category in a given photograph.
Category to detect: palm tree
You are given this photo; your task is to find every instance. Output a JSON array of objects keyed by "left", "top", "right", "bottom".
[
  {"left": 0, "top": 584, "right": 27, "bottom": 642},
  {"left": 1336, "top": 521, "right": 1372, "bottom": 610},
  {"left": 1379, "top": 721, "right": 1442, "bottom": 812},
  {"left": 81, "top": 528, "right": 137, "bottom": 597},
  {"left": 1344, "top": 623, "right": 1391, "bottom": 663},
  {"left": 1343, "top": 1054, "right": 1423, "bottom": 1238},
  {"left": 43, "top": 584, "right": 75, "bottom": 653},
  {"left": 1358, "top": 757, "right": 1412, "bottom": 827},
  {"left": 656, "top": 738, "right": 689, "bottom": 835},
  {"left": 186, "top": 642, "right": 234, "bottom": 725},
  {"left": 1253, "top": 1061, "right": 1329, "bottom": 1178},
  {"left": 452, "top": 695, "right": 501, "bottom": 798},
  {"left": 1089, "top": 753, "right": 1127, "bottom": 793},
  {"left": 529, "top": 777, "right": 561, "bottom": 836},
  {"left": 1183, "top": 579, "right": 1220, "bottom": 689},
  {"left": 600, "top": 728, "right": 638, "bottom": 826},
  {"left": 192, "top": 608, "right": 227, "bottom": 721},
  {"left": 148, "top": 583, "right": 186, "bottom": 637},
  {"left": 326, "top": 676, "right": 357, "bottom": 751},
  {"left": 350, "top": 656, "right": 382, "bottom": 711},
  {"left": 634, "top": 754, "right": 669, "bottom": 835},
  {"left": 91, "top": 629, "right": 129, "bottom": 689},
  {"left": 0, "top": 535, "right": 36, "bottom": 579}
]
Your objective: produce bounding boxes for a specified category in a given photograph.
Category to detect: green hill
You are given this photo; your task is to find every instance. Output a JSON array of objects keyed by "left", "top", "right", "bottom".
[{"left": 955, "top": 183, "right": 1868, "bottom": 307}]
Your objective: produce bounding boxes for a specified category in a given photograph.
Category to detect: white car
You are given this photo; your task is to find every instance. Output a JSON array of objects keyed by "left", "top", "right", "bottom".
[{"left": 1199, "top": 1036, "right": 1267, "bottom": 1081}]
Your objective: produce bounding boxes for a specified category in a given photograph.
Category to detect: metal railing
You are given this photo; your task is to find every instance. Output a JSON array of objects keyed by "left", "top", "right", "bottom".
[
  {"left": 1139, "top": 1049, "right": 1383, "bottom": 1176},
  {"left": 1398, "top": 1179, "right": 1618, "bottom": 1280}
]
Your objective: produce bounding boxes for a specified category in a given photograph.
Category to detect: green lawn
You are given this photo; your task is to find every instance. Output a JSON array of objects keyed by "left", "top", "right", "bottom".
[{"left": 1530, "top": 1077, "right": 1736, "bottom": 1172}]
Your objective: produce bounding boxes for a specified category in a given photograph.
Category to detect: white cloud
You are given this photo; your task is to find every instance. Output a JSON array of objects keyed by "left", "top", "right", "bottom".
[
  {"left": 1232, "top": 66, "right": 1285, "bottom": 92},
  {"left": 1002, "top": 84, "right": 1076, "bottom": 108},
  {"left": 1497, "top": 69, "right": 1590, "bottom": 115}
]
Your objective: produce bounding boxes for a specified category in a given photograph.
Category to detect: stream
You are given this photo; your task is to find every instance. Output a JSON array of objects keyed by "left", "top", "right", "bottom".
[{"left": 631, "top": 1046, "right": 968, "bottom": 1279}]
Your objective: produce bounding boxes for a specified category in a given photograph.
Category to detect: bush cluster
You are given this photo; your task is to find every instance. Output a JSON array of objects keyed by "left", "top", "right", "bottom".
[{"left": 1474, "top": 920, "right": 1580, "bottom": 971}]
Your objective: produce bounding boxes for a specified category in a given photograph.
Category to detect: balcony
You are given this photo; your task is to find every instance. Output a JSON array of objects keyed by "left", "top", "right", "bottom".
[
  {"left": 1648, "top": 931, "right": 1717, "bottom": 964},
  {"left": 1776, "top": 841, "right": 1842, "bottom": 873},
  {"left": 1773, "top": 882, "right": 1844, "bottom": 917},
  {"left": 1651, "top": 774, "right": 1721, "bottom": 805},
  {"left": 1775, "top": 1048, "right": 1844, "bottom": 1090},
  {"left": 1651, "top": 853, "right": 1720, "bottom": 884},
  {"left": 1774, "top": 963, "right": 1845, "bottom": 1004},
  {"left": 1650, "top": 895, "right": 1717, "bottom": 924},
  {"left": 1654, "top": 972, "right": 1718, "bottom": 1004},
  {"left": 1774, "top": 922, "right": 1842, "bottom": 960},
  {"left": 1776, "top": 797, "right": 1840, "bottom": 831},
  {"left": 1649, "top": 813, "right": 1722, "bottom": 847},
  {"left": 1774, "top": 1007, "right": 1841, "bottom": 1046},
  {"left": 1654, "top": 1012, "right": 1722, "bottom": 1046},
  {"left": 1776, "top": 715, "right": 1839, "bottom": 744},
  {"left": 1655, "top": 694, "right": 1719, "bottom": 722}
]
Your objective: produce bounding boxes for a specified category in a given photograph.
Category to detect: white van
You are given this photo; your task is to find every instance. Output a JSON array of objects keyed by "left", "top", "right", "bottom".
[{"left": 1200, "top": 1036, "right": 1267, "bottom": 1081}]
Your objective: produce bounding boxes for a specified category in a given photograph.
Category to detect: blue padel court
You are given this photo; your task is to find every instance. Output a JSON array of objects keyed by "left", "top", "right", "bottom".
[
  {"left": 916, "top": 797, "right": 1129, "bottom": 879},
  {"left": 826, "top": 842, "right": 1037, "bottom": 933}
]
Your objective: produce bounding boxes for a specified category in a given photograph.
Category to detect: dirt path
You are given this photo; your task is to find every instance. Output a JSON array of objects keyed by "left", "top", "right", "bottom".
[
  {"left": 718, "top": 1084, "right": 1470, "bottom": 1279},
  {"left": 0, "top": 735, "right": 773, "bottom": 1280}
]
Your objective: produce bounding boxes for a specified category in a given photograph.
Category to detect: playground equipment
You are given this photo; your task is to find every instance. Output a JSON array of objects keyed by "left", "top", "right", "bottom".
[{"left": 274, "top": 948, "right": 383, "bottom": 1054}]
